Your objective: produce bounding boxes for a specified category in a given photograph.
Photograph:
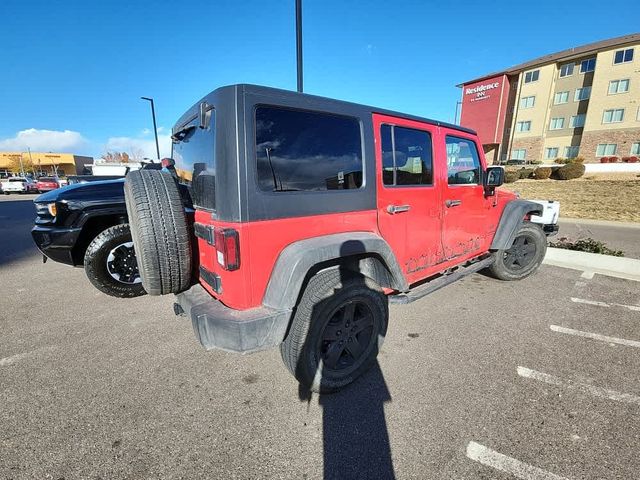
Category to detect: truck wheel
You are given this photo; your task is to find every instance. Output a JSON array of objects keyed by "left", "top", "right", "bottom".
[
  {"left": 84, "top": 224, "right": 146, "bottom": 298},
  {"left": 280, "top": 268, "right": 388, "bottom": 393},
  {"left": 487, "top": 222, "right": 547, "bottom": 281},
  {"left": 124, "top": 170, "right": 192, "bottom": 295}
]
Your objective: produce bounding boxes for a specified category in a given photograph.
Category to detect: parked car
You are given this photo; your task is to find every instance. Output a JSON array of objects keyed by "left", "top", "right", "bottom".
[
  {"left": 66, "top": 175, "right": 124, "bottom": 185},
  {"left": 2, "top": 177, "right": 38, "bottom": 194},
  {"left": 505, "top": 159, "right": 526, "bottom": 165},
  {"left": 32, "top": 179, "right": 145, "bottom": 298},
  {"left": 35, "top": 176, "right": 60, "bottom": 193},
  {"left": 123, "top": 84, "right": 560, "bottom": 393}
]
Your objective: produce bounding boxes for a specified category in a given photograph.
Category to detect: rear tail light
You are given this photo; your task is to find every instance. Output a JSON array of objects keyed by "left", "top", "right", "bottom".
[{"left": 214, "top": 228, "right": 240, "bottom": 271}]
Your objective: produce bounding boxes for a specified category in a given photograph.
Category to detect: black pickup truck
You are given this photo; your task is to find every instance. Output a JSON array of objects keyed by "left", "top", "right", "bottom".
[{"left": 31, "top": 179, "right": 145, "bottom": 298}]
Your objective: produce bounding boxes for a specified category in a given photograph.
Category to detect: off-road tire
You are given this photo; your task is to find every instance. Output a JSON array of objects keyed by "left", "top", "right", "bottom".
[
  {"left": 124, "top": 169, "right": 191, "bottom": 295},
  {"left": 487, "top": 222, "right": 547, "bottom": 281},
  {"left": 84, "top": 224, "right": 146, "bottom": 298},
  {"left": 280, "top": 268, "right": 388, "bottom": 393}
]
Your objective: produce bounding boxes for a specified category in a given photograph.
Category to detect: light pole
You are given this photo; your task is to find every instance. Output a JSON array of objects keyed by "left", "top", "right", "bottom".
[
  {"left": 141, "top": 97, "right": 160, "bottom": 160},
  {"left": 296, "top": 0, "right": 303, "bottom": 93},
  {"left": 454, "top": 101, "right": 462, "bottom": 125}
]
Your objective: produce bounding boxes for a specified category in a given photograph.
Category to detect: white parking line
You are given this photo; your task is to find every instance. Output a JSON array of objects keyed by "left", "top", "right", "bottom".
[
  {"left": 466, "top": 441, "right": 569, "bottom": 480},
  {"left": 570, "top": 297, "right": 609, "bottom": 307},
  {"left": 570, "top": 297, "right": 640, "bottom": 312},
  {"left": 580, "top": 271, "right": 595, "bottom": 279},
  {"left": 517, "top": 366, "right": 640, "bottom": 406},
  {"left": 0, "top": 352, "right": 31, "bottom": 366},
  {"left": 550, "top": 325, "right": 640, "bottom": 349}
]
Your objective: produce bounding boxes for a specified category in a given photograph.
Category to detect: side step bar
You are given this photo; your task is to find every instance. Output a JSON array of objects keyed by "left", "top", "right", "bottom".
[{"left": 389, "top": 256, "right": 495, "bottom": 305}]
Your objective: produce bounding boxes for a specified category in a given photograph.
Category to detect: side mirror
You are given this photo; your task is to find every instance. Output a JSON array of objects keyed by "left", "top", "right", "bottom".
[{"left": 484, "top": 166, "right": 504, "bottom": 195}]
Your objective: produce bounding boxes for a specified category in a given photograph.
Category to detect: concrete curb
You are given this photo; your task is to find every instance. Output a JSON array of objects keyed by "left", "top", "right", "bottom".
[
  {"left": 560, "top": 217, "right": 640, "bottom": 229},
  {"left": 543, "top": 247, "right": 640, "bottom": 282}
]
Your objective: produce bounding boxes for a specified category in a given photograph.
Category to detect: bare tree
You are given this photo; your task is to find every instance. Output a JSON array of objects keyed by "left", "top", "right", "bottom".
[{"left": 102, "top": 151, "right": 130, "bottom": 163}]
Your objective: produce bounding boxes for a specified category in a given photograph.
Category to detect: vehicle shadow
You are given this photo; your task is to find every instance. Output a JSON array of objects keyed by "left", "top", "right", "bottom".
[
  {"left": 297, "top": 240, "right": 395, "bottom": 480},
  {"left": 0, "top": 198, "right": 39, "bottom": 268}
]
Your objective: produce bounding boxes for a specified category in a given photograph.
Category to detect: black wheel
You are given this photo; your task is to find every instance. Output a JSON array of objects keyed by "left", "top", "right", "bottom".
[
  {"left": 84, "top": 224, "right": 146, "bottom": 298},
  {"left": 487, "top": 222, "right": 547, "bottom": 281},
  {"left": 124, "top": 169, "right": 192, "bottom": 296},
  {"left": 280, "top": 268, "right": 388, "bottom": 393}
]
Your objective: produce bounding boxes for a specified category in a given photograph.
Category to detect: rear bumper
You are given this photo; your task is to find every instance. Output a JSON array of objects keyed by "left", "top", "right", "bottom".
[
  {"left": 31, "top": 225, "right": 82, "bottom": 265},
  {"left": 175, "top": 284, "right": 291, "bottom": 354}
]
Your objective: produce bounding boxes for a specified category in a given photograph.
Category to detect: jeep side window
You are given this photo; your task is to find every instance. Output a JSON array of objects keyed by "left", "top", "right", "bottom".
[
  {"left": 255, "top": 106, "right": 363, "bottom": 192},
  {"left": 446, "top": 136, "right": 481, "bottom": 185},
  {"left": 380, "top": 124, "right": 433, "bottom": 186}
]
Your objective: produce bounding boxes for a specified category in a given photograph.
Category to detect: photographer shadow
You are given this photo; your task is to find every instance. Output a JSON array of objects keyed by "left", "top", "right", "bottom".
[{"left": 297, "top": 240, "right": 395, "bottom": 480}]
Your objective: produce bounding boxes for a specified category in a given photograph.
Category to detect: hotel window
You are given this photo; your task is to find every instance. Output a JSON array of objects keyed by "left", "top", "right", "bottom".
[
  {"left": 614, "top": 48, "right": 634, "bottom": 64},
  {"left": 559, "top": 63, "right": 574, "bottom": 77},
  {"left": 520, "top": 96, "right": 535, "bottom": 109},
  {"left": 580, "top": 58, "right": 596, "bottom": 73},
  {"left": 545, "top": 147, "right": 559, "bottom": 159},
  {"left": 608, "top": 79, "right": 630, "bottom": 94},
  {"left": 569, "top": 114, "right": 586, "bottom": 128},
  {"left": 596, "top": 144, "right": 617, "bottom": 156},
  {"left": 512, "top": 149, "right": 526, "bottom": 160},
  {"left": 603, "top": 109, "right": 624, "bottom": 123},
  {"left": 550, "top": 117, "right": 565, "bottom": 130},
  {"left": 516, "top": 121, "right": 531, "bottom": 132},
  {"left": 554, "top": 91, "right": 569, "bottom": 104},
  {"left": 524, "top": 70, "right": 539, "bottom": 83},
  {"left": 631, "top": 142, "right": 640, "bottom": 155},
  {"left": 564, "top": 146, "right": 579, "bottom": 159},
  {"left": 574, "top": 86, "right": 591, "bottom": 101}
]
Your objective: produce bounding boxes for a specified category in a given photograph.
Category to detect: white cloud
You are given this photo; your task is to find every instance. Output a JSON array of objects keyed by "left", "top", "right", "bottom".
[
  {"left": 103, "top": 131, "right": 172, "bottom": 160},
  {"left": 0, "top": 128, "right": 88, "bottom": 153}
]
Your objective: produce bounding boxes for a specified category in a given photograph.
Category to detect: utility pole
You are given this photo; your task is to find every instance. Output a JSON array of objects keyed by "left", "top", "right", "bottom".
[
  {"left": 141, "top": 97, "right": 161, "bottom": 160},
  {"left": 296, "top": 0, "right": 303, "bottom": 93}
]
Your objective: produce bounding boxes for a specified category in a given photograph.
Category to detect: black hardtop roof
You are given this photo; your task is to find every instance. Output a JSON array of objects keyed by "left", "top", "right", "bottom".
[{"left": 173, "top": 84, "right": 476, "bottom": 136}]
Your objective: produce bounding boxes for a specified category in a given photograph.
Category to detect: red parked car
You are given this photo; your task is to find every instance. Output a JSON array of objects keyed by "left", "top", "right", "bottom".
[
  {"left": 36, "top": 177, "right": 60, "bottom": 193},
  {"left": 124, "top": 84, "right": 560, "bottom": 393}
]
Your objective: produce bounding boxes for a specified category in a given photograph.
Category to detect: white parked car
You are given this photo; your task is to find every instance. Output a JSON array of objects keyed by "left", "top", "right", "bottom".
[{"left": 1, "top": 177, "right": 38, "bottom": 194}]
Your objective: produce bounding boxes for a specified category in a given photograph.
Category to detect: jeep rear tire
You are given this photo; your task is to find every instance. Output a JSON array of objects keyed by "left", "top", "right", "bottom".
[
  {"left": 84, "top": 224, "right": 146, "bottom": 298},
  {"left": 280, "top": 268, "right": 388, "bottom": 393},
  {"left": 487, "top": 222, "right": 547, "bottom": 281},
  {"left": 124, "top": 169, "right": 192, "bottom": 296}
]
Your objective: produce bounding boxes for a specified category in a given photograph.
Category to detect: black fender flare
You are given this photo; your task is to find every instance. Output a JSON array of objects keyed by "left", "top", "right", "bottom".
[
  {"left": 490, "top": 200, "right": 543, "bottom": 250},
  {"left": 262, "top": 232, "right": 408, "bottom": 311}
]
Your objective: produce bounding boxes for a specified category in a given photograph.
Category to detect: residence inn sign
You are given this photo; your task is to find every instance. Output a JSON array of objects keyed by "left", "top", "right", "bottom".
[{"left": 460, "top": 74, "right": 511, "bottom": 145}]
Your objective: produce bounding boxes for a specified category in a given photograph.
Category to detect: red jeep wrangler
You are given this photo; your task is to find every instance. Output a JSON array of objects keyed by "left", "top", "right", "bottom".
[{"left": 124, "top": 84, "right": 559, "bottom": 393}]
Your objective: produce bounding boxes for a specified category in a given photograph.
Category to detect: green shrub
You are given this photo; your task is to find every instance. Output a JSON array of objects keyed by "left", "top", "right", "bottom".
[
  {"left": 550, "top": 237, "right": 624, "bottom": 257},
  {"left": 518, "top": 168, "right": 535, "bottom": 179},
  {"left": 533, "top": 167, "right": 552, "bottom": 179},
  {"left": 573, "top": 156, "right": 585, "bottom": 163},
  {"left": 556, "top": 162, "right": 585, "bottom": 180},
  {"left": 504, "top": 170, "right": 520, "bottom": 183},
  {"left": 554, "top": 157, "right": 567, "bottom": 164}
]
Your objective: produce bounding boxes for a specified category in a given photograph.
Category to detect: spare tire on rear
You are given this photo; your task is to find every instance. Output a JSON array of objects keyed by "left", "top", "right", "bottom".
[{"left": 124, "top": 169, "right": 192, "bottom": 295}]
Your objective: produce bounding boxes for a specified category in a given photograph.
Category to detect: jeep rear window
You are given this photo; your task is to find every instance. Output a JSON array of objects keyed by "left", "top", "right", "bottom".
[
  {"left": 255, "top": 106, "right": 363, "bottom": 192},
  {"left": 172, "top": 110, "right": 215, "bottom": 210},
  {"left": 380, "top": 124, "right": 433, "bottom": 186}
]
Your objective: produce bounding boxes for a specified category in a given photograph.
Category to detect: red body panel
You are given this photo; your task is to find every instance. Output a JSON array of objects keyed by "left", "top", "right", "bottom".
[{"left": 195, "top": 209, "right": 379, "bottom": 310}]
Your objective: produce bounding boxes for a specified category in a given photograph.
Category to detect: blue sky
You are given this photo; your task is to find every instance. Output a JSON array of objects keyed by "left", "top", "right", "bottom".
[{"left": 0, "top": 0, "right": 638, "bottom": 159}]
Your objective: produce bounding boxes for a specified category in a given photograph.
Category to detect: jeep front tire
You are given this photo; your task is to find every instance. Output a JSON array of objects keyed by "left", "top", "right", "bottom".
[
  {"left": 84, "top": 224, "right": 146, "bottom": 298},
  {"left": 280, "top": 268, "right": 388, "bottom": 393},
  {"left": 487, "top": 222, "right": 547, "bottom": 281}
]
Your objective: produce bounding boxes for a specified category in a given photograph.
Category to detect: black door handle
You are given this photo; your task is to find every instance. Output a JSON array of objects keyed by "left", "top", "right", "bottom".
[{"left": 445, "top": 199, "right": 462, "bottom": 208}]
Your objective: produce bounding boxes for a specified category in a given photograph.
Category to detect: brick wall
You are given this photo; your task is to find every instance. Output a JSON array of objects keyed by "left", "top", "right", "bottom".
[
  {"left": 580, "top": 127, "right": 640, "bottom": 162},
  {"left": 511, "top": 136, "right": 544, "bottom": 162}
]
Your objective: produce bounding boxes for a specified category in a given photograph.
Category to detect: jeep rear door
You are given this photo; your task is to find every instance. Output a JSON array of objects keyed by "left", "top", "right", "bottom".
[
  {"left": 373, "top": 113, "right": 443, "bottom": 285},
  {"left": 439, "top": 130, "right": 497, "bottom": 261}
]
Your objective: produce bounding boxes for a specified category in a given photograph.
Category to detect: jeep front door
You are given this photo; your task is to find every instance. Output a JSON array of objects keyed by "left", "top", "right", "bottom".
[
  {"left": 373, "top": 114, "right": 443, "bottom": 285},
  {"left": 440, "top": 133, "right": 495, "bottom": 262}
]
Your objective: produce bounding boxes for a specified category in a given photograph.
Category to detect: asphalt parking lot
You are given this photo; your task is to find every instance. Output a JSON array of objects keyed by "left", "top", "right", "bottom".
[{"left": 1, "top": 195, "right": 639, "bottom": 479}]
